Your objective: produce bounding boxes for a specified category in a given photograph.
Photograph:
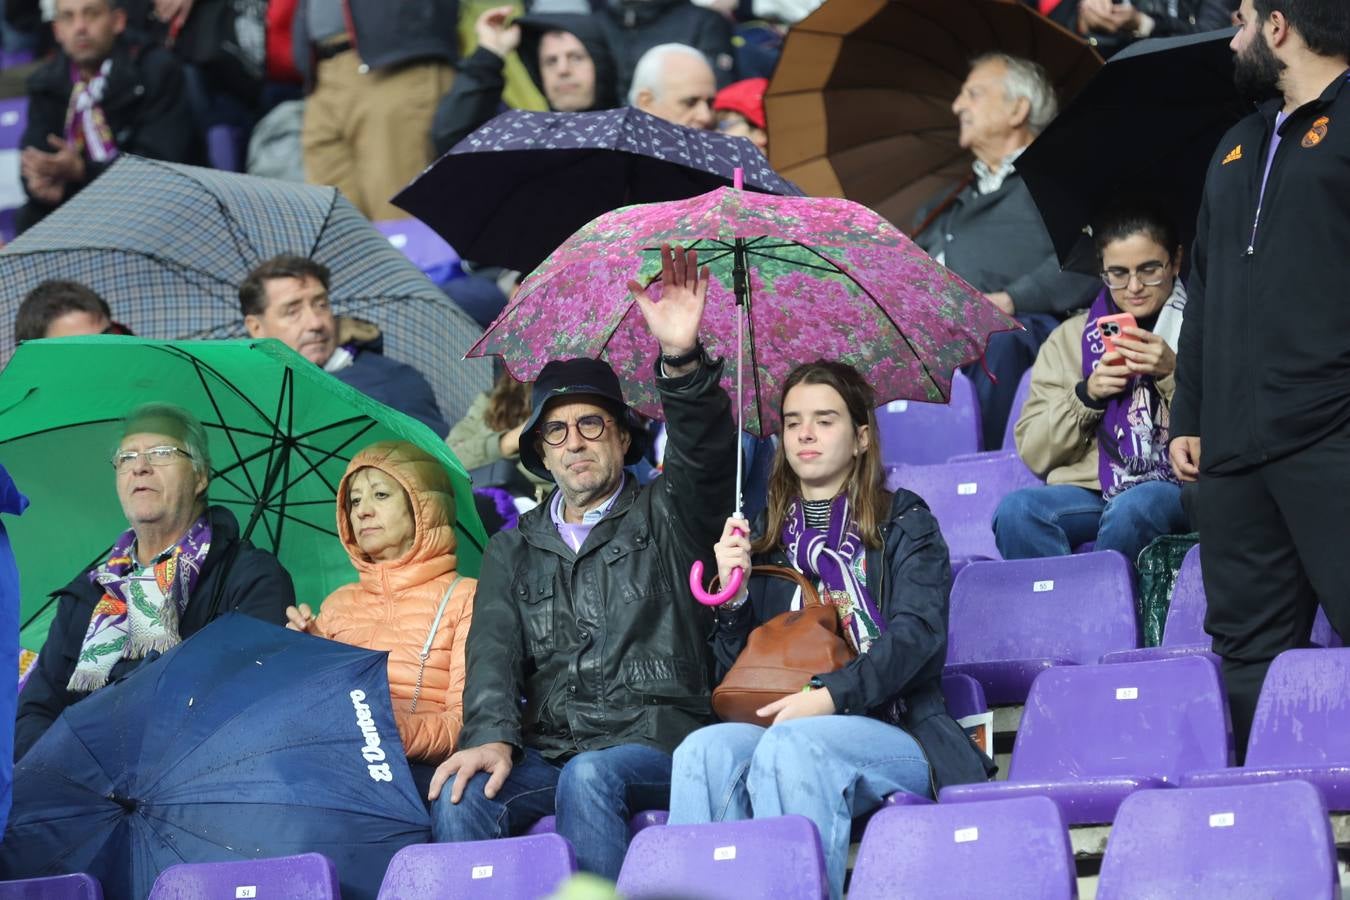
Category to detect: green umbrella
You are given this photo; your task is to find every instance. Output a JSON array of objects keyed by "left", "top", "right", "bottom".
[{"left": 0, "top": 336, "right": 486, "bottom": 652}]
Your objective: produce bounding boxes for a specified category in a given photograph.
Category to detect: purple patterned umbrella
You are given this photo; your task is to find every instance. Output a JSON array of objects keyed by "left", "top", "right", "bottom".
[
  {"left": 392, "top": 107, "right": 802, "bottom": 274},
  {"left": 468, "top": 184, "right": 1019, "bottom": 438}
]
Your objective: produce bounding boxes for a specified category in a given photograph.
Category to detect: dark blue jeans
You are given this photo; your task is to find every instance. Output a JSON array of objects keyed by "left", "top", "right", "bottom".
[
  {"left": 993, "top": 481, "right": 1187, "bottom": 567},
  {"left": 430, "top": 743, "right": 672, "bottom": 880}
]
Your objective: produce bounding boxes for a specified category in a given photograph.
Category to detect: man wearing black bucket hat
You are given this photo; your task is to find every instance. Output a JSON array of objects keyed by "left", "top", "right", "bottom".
[{"left": 428, "top": 247, "right": 737, "bottom": 880}]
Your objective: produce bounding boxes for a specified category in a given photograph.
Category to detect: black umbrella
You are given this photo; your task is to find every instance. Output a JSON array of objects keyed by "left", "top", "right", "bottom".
[
  {"left": 393, "top": 107, "right": 803, "bottom": 274},
  {"left": 1015, "top": 29, "right": 1248, "bottom": 270}
]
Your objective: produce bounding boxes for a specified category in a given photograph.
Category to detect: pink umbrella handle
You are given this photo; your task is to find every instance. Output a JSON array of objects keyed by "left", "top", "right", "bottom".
[{"left": 689, "top": 527, "right": 746, "bottom": 606}]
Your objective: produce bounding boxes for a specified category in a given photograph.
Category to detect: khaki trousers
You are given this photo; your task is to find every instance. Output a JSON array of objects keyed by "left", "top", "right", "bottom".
[{"left": 302, "top": 50, "right": 453, "bottom": 221}]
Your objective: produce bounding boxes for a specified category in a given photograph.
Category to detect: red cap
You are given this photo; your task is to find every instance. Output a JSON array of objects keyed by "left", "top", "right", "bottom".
[{"left": 714, "top": 78, "right": 769, "bottom": 130}]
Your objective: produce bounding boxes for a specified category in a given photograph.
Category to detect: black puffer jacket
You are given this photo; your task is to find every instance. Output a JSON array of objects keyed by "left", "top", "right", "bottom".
[
  {"left": 14, "top": 506, "right": 295, "bottom": 761},
  {"left": 458, "top": 358, "right": 737, "bottom": 760},
  {"left": 712, "top": 490, "right": 995, "bottom": 791}
]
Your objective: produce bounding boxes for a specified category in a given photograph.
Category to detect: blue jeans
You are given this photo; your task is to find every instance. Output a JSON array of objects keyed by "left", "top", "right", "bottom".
[
  {"left": 430, "top": 743, "right": 672, "bottom": 880},
  {"left": 993, "top": 481, "right": 1187, "bottom": 566},
  {"left": 668, "top": 717, "right": 932, "bottom": 900}
]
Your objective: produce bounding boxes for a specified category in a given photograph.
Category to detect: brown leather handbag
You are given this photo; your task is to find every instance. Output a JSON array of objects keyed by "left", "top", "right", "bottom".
[{"left": 711, "top": 565, "right": 858, "bottom": 724}]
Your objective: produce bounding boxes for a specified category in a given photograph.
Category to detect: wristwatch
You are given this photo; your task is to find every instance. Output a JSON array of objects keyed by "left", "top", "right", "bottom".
[{"left": 660, "top": 340, "right": 705, "bottom": 369}]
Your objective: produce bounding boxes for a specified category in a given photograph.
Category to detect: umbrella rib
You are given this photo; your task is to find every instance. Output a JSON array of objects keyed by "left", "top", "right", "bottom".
[
  {"left": 306, "top": 187, "right": 340, "bottom": 261},
  {"left": 793, "top": 244, "right": 947, "bottom": 400},
  {"left": 744, "top": 250, "right": 842, "bottom": 274},
  {"left": 186, "top": 351, "right": 266, "bottom": 503},
  {"left": 266, "top": 420, "right": 378, "bottom": 503}
]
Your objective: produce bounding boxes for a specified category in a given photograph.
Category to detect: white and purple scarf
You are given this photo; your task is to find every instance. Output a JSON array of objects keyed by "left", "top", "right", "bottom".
[
  {"left": 1080, "top": 282, "right": 1187, "bottom": 500},
  {"left": 783, "top": 494, "right": 884, "bottom": 654},
  {"left": 63, "top": 58, "right": 118, "bottom": 164},
  {"left": 68, "top": 514, "right": 211, "bottom": 692}
]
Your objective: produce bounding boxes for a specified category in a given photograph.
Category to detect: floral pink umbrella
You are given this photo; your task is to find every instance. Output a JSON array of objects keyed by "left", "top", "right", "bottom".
[{"left": 468, "top": 178, "right": 1018, "bottom": 600}]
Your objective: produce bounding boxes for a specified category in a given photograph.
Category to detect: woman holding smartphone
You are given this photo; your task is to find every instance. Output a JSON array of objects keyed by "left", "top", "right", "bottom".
[
  {"left": 993, "top": 202, "right": 1189, "bottom": 567},
  {"left": 668, "top": 360, "right": 993, "bottom": 900}
]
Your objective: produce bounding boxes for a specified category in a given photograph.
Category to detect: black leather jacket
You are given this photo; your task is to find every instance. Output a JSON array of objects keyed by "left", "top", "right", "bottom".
[{"left": 458, "top": 358, "right": 738, "bottom": 760}]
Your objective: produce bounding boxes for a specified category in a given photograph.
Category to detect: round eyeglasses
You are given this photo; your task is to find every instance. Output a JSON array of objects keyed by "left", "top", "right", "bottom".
[
  {"left": 112, "top": 445, "right": 193, "bottom": 471},
  {"left": 540, "top": 415, "right": 614, "bottom": 446}
]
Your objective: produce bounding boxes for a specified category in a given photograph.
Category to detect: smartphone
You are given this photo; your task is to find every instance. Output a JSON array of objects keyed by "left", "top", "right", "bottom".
[{"left": 1096, "top": 312, "right": 1137, "bottom": 358}]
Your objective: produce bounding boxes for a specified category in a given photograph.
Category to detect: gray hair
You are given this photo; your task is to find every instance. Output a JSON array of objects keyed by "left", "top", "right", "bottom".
[
  {"left": 628, "top": 43, "right": 712, "bottom": 107},
  {"left": 120, "top": 402, "right": 212, "bottom": 479},
  {"left": 972, "top": 52, "right": 1058, "bottom": 136}
]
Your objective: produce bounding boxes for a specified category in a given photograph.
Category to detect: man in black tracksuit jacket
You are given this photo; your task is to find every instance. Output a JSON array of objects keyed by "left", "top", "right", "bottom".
[{"left": 1169, "top": 0, "right": 1350, "bottom": 757}]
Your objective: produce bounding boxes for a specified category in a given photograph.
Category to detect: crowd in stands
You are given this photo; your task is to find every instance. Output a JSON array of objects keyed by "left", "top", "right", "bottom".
[{"left": 8, "top": 0, "right": 1350, "bottom": 895}]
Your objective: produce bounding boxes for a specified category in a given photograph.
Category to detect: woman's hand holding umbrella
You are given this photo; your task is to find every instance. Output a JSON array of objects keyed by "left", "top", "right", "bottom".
[{"left": 711, "top": 515, "right": 752, "bottom": 607}]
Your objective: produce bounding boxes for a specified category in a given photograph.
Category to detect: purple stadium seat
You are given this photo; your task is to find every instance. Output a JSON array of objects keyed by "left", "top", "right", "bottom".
[
  {"left": 940, "top": 672, "right": 986, "bottom": 721},
  {"left": 850, "top": 797, "right": 1075, "bottom": 900},
  {"left": 0, "top": 97, "right": 27, "bottom": 242},
  {"left": 939, "top": 656, "right": 1232, "bottom": 825},
  {"left": 1181, "top": 648, "right": 1350, "bottom": 810},
  {"left": 1103, "top": 545, "right": 1342, "bottom": 664},
  {"left": 616, "top": 815, "right": 827, "bottom": 900},
  {"left": 0, "top": 97, "right": 27, "bottom": 151},
  {"left": 376, "top": 834, "right": 575, "bottom": 900},
  {"left": 1096, "top": 781, "right": 1338, "bottom": 900},
  {"left": 0, "top": 874, "right": 102, "bottom": 899},
  {"left": 526, "top": 809, "right": 668, "bottom": 837},
  {"left": 876, "top": 369, "right": 981, "bottom": 466},
  {"left": 945, "top": 552, "right": 1139, "bottom": 705},
  {"left": 949, "top": 369, "right": 1035, "bottom": 463},
  {"left": 887, "top": 455, "right": 1041, "bottom": 572},
  {"left": 374, "top": 219, "right": 462, "bottom": 287},
  {"left": 147, "top": 853, "right": 338, "bottom": 899},
  {"left": 205, "top": 124, "right": 244, "bottom": 172}
]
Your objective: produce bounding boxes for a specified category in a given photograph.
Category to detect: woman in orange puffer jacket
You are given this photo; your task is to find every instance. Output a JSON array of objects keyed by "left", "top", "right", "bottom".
[{"left": 285, "top": 441, "right": 476, "bottom": 767}]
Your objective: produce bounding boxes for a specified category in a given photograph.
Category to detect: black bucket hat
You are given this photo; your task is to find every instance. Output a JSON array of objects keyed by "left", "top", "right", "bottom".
[{"left": 518, "top": 358, "right": 647, "bottom": 481}]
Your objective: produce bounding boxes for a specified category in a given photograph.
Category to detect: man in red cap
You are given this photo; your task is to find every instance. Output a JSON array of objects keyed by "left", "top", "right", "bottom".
[{"left": 713, "top": 77, "right": 768, "bottom": 154}]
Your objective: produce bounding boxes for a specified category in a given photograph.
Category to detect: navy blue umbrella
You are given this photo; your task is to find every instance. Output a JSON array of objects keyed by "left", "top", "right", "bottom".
[
  {"left": 393, "top": 107, "right": 804, "bottom": 274},
  {"left": 0, "top": 614, "right": 430, "bottom": 900}
]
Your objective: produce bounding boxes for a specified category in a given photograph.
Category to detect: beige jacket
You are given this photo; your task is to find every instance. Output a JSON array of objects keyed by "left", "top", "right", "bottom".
[{"left": 1014, "top": 311, "right": 1177, "bottom": 490}]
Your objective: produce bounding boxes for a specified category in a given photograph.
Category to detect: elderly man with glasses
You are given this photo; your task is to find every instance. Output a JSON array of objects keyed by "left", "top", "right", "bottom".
[
  {"left": 427, "top": 246, "right": 737, "bottom": 880},
  {"left": 14, "top": 403, "right": 295, "bottom": 760}
]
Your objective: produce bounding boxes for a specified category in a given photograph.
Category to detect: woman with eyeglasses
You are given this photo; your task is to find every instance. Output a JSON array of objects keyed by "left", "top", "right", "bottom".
[{"left": 993, "top": 202, "right": 1190, "bottom": 567}]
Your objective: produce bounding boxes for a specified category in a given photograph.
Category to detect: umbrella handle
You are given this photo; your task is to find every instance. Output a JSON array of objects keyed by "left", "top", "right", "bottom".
[{"left": 689, "top": 527, "right": 746, "bottom": 606}]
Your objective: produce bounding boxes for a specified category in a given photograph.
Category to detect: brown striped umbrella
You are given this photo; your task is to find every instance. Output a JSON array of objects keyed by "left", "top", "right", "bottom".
[{"left": 766, "top": 0, "right": 1101, "bottom": 232}]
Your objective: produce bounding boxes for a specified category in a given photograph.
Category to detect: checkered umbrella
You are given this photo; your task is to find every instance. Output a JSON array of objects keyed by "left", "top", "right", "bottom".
[{"left": 0, "top": 156, "right": 491, "bottom": 426}]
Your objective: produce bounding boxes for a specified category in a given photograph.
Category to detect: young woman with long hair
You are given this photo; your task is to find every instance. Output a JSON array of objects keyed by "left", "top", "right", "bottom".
[{"left": 668, "top": 360, "right": 992, "bottom": 900}]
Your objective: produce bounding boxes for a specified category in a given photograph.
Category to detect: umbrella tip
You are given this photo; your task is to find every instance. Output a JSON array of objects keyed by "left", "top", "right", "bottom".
[{"left": 733, "top": 167, "right": 743, "bottom": 191}]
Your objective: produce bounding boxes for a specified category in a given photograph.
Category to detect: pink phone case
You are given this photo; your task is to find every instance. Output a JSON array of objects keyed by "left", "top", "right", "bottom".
[{"left": 1096, "top": 313, "right": 1138, "bottom": 357}]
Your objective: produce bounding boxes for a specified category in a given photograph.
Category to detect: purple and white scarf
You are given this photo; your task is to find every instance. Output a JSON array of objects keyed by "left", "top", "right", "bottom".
[
  {"left": 68, "top": 514, "right": 211, "bottom": 692},
  {"left": 63, "top": 58, "right": 118, "bottom": 164},
  {"left": 783, "top": 494, "right": 884, "bottom": 654},
  {"left": 1081, "top": 282, "right": 1187, "bottom": 500}
]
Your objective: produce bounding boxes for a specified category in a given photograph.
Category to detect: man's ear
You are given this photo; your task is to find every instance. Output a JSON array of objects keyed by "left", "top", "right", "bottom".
[
  {"left": 243, "top": 314, "right": 265, "bottom": 338},
  {"left": 112, "top": 6, "right": 127, "bottom": 34},
  {"left": 1266, "top": 10, "right": 1290, "bottom": 48},
  {"left": 634, "top": 88, "right": 656, "bottom": 112},
  {"left": 1007, "top": 95, "right": 1031, "bottom": 130}
]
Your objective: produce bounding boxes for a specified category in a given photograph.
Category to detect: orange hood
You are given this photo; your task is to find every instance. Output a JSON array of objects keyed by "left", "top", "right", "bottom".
[{"left": 336, "top": 441, "right": 458, "bottom": 593}]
